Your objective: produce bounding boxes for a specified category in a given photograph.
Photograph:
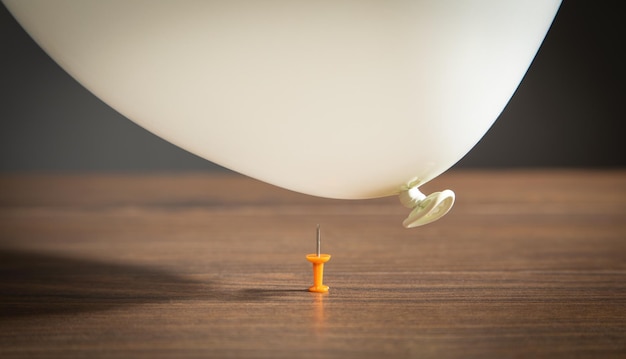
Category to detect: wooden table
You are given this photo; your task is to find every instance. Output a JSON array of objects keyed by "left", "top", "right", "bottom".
[{"left": 0, "top": 170, "right": 624, "bottom": 358}]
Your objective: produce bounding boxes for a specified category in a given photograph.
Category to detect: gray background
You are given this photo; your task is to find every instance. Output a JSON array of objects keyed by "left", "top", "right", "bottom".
[{"left": 1, "top": 1, "right": 624, "bottom": 173}]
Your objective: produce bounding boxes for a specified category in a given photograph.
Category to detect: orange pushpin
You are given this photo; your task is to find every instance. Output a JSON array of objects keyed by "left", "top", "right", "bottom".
[{"left": 306, "top": 224, "right": 331, "bottom": 293}]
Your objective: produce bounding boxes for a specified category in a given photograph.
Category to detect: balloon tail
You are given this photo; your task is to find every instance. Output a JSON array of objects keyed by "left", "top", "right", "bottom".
[{"left": 399, "top": 186, "right": 455, "bottom": 228}]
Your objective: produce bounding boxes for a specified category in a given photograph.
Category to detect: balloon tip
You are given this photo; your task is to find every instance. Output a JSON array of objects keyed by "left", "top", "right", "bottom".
[{"left": 399, "top": 187, "right": 455, "bottom": 228}]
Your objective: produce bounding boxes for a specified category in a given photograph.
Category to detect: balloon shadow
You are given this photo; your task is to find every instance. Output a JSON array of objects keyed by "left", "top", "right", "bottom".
[{"left": 0, "top": 248, "right": 213, "bottom": 319}]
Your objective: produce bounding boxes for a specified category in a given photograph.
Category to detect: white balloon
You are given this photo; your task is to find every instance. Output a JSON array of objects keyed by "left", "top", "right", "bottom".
[{"left": 4, "top": 0, "right": 561, "bottom": 226}]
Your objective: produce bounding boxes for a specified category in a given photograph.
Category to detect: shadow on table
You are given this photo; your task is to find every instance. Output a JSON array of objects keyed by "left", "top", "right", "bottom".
[
  {"left": 0, "top": 248, "right": 215, "bottom": 319},
  {"left": 233, "top": 288, "right": 308, "bottom": 301}
]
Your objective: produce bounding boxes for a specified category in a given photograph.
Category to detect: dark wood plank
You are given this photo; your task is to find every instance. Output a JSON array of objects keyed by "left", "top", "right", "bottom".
[{"left": 0, "top": 170, "right": 624, "bottom": 358}]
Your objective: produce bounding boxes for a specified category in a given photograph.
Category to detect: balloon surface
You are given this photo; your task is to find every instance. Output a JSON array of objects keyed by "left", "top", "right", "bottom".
[{"left": 4, "top": 0, "right": 561, "bottom": 201}]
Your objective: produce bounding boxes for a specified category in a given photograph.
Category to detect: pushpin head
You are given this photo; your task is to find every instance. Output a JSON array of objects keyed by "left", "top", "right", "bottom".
[
  {"left": 306, "top": 254, "right": 331, "bottom": 293},
  {"left": 306, "top": 254, "right": 331, "bottom": 264}
]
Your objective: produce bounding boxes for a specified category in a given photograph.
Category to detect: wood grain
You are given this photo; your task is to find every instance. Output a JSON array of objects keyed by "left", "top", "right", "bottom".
[{"left": 0, "top": 170, "right": 624, "bottom": 358}]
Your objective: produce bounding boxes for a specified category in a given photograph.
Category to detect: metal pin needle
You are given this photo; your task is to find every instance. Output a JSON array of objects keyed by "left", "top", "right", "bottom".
[{"left": 316, "top": 224, "right": 321, "bottom": 257}]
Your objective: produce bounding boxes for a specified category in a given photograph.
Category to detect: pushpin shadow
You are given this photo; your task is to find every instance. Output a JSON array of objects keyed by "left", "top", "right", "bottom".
[{"left": 233, "top": 288, "right": 308, "bottom": 301}]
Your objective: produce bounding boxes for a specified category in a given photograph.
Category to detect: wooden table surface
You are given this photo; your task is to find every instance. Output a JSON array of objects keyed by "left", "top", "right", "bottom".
[{"left": 0, "top": 170, "right": 624, "bottom": 358}]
